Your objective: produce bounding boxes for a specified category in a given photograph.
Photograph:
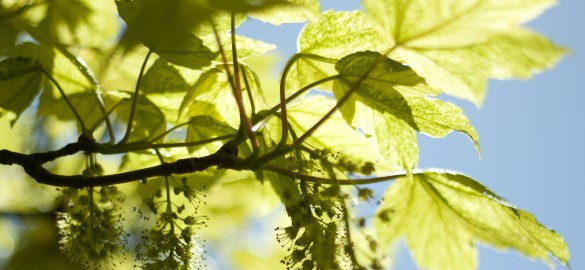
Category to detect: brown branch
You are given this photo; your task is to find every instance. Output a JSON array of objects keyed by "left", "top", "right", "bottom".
[
  {"left": 0, "top": 144, "right": 240, "bottom": 188},
  {"left": 28, "top": 134, "right": 97, "bottom": 163}
]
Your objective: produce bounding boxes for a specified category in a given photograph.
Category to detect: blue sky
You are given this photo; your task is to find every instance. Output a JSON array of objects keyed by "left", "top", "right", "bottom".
[{"left": 240, "top": 1, "right": 584, "bottom": 269}]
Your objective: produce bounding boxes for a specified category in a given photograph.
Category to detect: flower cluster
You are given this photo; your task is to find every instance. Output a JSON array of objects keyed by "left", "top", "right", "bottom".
[
  {"left": 57, "top": 186, "right": 127, "bottom": 270},
  {"left": 135, "top": 177, "right": 207, "bottom": 270},
  {"left": 276, "top": 181, "right": 353, "bottom": 270}
]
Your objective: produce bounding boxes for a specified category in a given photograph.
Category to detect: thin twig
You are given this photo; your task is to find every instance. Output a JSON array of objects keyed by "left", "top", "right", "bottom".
[
  {"left": 261, "top": 165, "right": 405, "bottom": 185},
  {"left": 43, "top": 71, "right": 87, "bottom": 132},
  {"left": 118, "top": 50, "right": 153, "bottom": 145}
]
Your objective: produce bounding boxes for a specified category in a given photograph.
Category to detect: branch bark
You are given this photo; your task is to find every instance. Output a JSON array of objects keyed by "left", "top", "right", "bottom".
[{"left": 0, "top": 139, "right": 239, "bottom": 188}]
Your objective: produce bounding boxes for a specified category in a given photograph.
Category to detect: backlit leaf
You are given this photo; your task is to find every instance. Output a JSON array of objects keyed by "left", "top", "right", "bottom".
[
  {"left": 7, "top": 43, "right": 93, "bottom": 97},
  {"left": 116, "top": 0, "right": 213, "bottom": 51},
  {"left": 142, "top": 58, "right": 191, "bottom": 95},
  {"left": 179, "top": 69, "right": 240, "bottom": 128},
  {"left": 200, "top": 33, "right": 276, "bottom": 63},
  {"left": 298, "top": 11, "right": 386, "bottom": 58},
  {"left": 333, "top": 52, "right": 423, "bottom": 172},
  {"left": 284, "top": 96, "right": 383, "bottom": 166},
  {"left": 0, "top": 57, "right": 44, "bottom": 122},
  {"left": 37, "top": 92, "right": 110, "bottom": 130},
  {"left": 39, "top": 0, "right": 119, "bottom": 47},
  {"left": 407, "top": 97, "right": 480, "bottom": 155},
  {"left": 0, "top": 57, "right": 43, "bottom": 81},
  {"left": 363, "top": 0, "right": 565, "bottom": 106},
  {"left": 334, "top": 51, "right": 479, "bottom": 166},
  {"left": 334, "top": 51, "right": 423, "bottom": 126},
  {"left": 373, "top": 111, "right": 418, "bottom": 173},
  {"left": 374, "top": 171, "right": 570, "bottom": 270},
  {"left": 151, "top": 33, "right": 217, "bottom": 70},
  {"left": 186, "top": 115, "right": 236, "bottom": 154},
  {"left": 287, "top": 10, "right": 388, "bottom": 92},
  {"left": 285, "top": 56, "right": 336, "bottom": 94},
  {"left": 113, "top": 92, "right": 166, "bottom": 143},
  {"left": 249, "top": 0, "right": 320, "bottom": 25},
  {"left": 240, "top": 63, "right": 269, "bottom": 113}
]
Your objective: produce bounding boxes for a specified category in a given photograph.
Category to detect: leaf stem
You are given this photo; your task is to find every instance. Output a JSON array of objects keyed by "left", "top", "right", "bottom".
[
  {"left": 230, "top": 13, "right": 259, "bottom": 154},
  {"left": 147, "top": 121, "right": 191, "bottom": 143},
  {"left": 97, "top": 135, "right": 233, "bottom": 154},
  {"left": 266, "top": 75, "right": 340, "bottom": 118},
  {"left": 240, "top": 64, "right": 256, "bottom": 116},
  {"left": 43, "top": 71, "right": 87, "bottom": 132},
  {"left": 275, "top": 53, "right": 336, "bottom": 147},
  {"left": 53, "top": 45, "right": 116, "bottom": 144},
  {"left": 118, "top": 50, "right": 153, "bottom": 145},
  {"left": 210, "top": 16, "right": 259, "bottom": 154},
  {"left": 290, "top": 51, "right": 394, "bottom": 148},
  {"left": 261, "top": 165, "right": 406, "bottom": 185}
]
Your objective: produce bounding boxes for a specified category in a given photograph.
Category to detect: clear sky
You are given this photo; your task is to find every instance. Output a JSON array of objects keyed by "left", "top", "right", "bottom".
[{"left": 240, "top": 0, "right": 584, "bottom": 269}]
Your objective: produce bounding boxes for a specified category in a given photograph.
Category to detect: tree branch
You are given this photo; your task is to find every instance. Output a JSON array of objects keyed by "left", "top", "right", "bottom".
[{"left": 0, "top": 146, "right": 239, "bottom": 188}]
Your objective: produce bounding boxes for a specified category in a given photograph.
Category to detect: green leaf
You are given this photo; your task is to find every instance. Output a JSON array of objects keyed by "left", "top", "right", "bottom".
[
  {"left": 407, "top": 97, "right": 480, "bottom": 155},
  {"left": 200, "top": 33, "right": 276, "bottom": 63},
  {"left": 186, "top": 115, "right": 236, "bottom": 154},
  {"left": 298, "top": 11, "right": 387, "bottom": 58},
  {"left": 249, "top": 0, "right": 320, "bottom": 25},
  {"left": 334, "top": 51, "right": 480, "bottom": 168},
  {"left": 179, "top": 69, "right": 240, "bottom": 128},
  {"left": 0, "top": 57, "right": 43, "bottom": 81},
  {"left": 287, "top": 10, "right": 388, "bottom": 92},
  {"left": 131, "top": 56, "right": 205, "bottom": 122},
  {"left": 363, "top": 0, "right": 565, "bottom": 106},
  {"left": 374, "top": 171, "right": 570, "bottom": 270},
  {"left": 373, "top": 112, "right": 418, "bottom": 173},
  {"left": 113, "top": 92, "right": 166, "bottom": 142},
  {"left": 334, "top": 51, "right": 422, "bottom": 126},
  {"left": 285, "top": 56, "right": 336, "bottom": 94},
  {"left": 39, "top": 0, "right": 119, "bottom": 47},
  {"left": 37, "top": 92, "right": 109, "bottom": 130},
  {"left": 206, "top": 0, "right": 295, "bottom": 13},
  {"left": 151, "top": 33, "right": 217, "bottom": 70},
  {"left": 142, "top": 58, "right": 191, "bottom": 95},
  {"left": 283, "top": 95, "right": 383, "bottom": 166},
  {"left": 116, "top": 0, "right": 213, "bottom": 51},
  {"left": 333, "top": 52, "right": 425, "bottom": 172},
  {"left": 0, "top": 57, "right": 44, "bottom": 122},
  {"left": 7, "top": 43, "right": 93, "bottom": 96}
]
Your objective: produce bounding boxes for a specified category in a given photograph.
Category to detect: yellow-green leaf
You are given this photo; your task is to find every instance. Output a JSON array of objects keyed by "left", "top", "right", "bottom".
[
  {"left": 249, "top": 0, "right": 320, "bottom": 25},
  {"left": 363, "top": 0, "right": 565, "bottom": 106},
  {"left": 37, "top": 91, "right": 117, "bottom": 131},
  {"left": 299, "top": 10, "right": 387, "bottom": 58},
  {"left": 287, "top": 10, "right": 388, "bottom": 92},
  {"left": 113, "top": 92, "right": 166, "bottom": 143},
  {"left": 40, "top": 0, "right": 119, "bottom": 48},
  {"left": 179, "top": 69, "right": 240, "bottom": 128},
  {"left": 374, "top": 171, "right": 570, "bottom": 270},
  {"left": 142, "top": 58, "right": 191, "bottom": 95},
  {"left": 407, "top": 97, "right": 480, "bottom": 155},
  {"left": 6, "top": 43, "right": 93, "bottom": 97},
  {"left": 150, "top": 33, "right": 218, "bottom": 70},
  {"left": 373, "top": 112, "right": 418, "bottom": 173},
  {"left": 334, "top": 51, "right": 432, "bottom": 126},
  {"left": 116, "top": 0, "right": 213, "bottom": 51},
  {"left": 284, "top": 95, "right": 382, "bottom": 165},
  {"left": 0, "top": 57, "right": 44, "bottom": 122},
  {"left": 333, "top": 52, "right": 433, "bottom": 172},
  {"left": 186, "top": 115, "right": 236, "bottom": 154}
]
